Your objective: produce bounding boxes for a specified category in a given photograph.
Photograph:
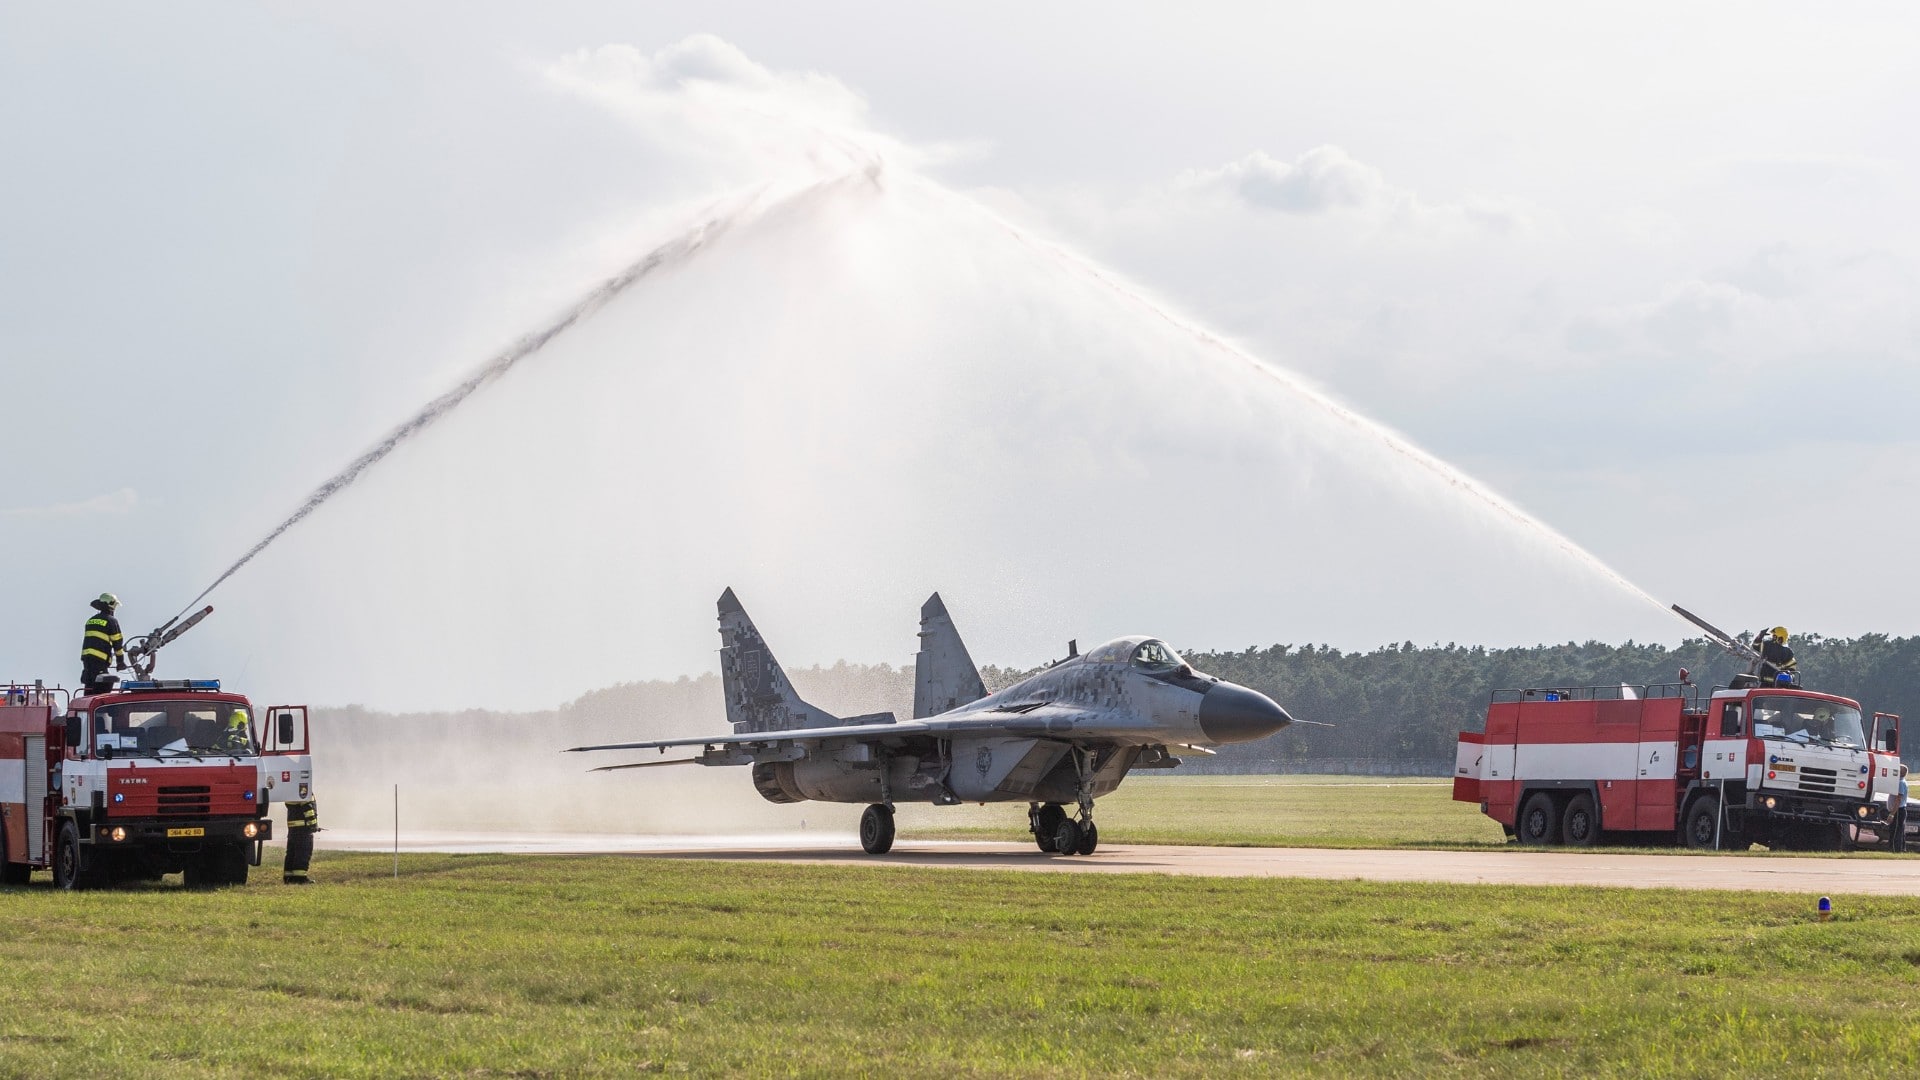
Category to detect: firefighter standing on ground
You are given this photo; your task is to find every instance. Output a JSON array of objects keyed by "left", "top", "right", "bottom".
[
  {"left": 283, "top": 800, "right": 318, "bottom": 885},
  {"left": 239, "top": 706, "right": 318, "bottom": 884},
  {"left": 80, "top": 593, "right": 127, "bottom": 693},
  {"left": 1754, "top": 626, "right": 1797, "bottom": 682}
]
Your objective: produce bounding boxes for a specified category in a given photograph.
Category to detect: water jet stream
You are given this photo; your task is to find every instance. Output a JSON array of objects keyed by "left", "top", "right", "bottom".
[
  {"left": 919, "top": 177, "right": 1669, "bottom": 616},
  {"left": 166, "top": 183, "right": 809, "bottom": 624}
]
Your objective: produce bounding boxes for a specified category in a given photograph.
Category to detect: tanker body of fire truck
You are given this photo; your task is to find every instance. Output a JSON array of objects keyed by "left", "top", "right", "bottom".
[
  {"left": 1454, "top": 678, "right": 1905, "bottom": 850},
  {"left": 2, "top": 605, "right": 315, "bottom": 888}
]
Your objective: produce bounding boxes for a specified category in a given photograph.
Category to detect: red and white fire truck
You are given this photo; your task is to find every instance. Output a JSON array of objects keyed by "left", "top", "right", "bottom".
[
  {"left": 1, "top": 678, "right": 311, "bottom": 888},
  {"left": 1454, "top": 679, "right": 1906, "bottom": 851}
]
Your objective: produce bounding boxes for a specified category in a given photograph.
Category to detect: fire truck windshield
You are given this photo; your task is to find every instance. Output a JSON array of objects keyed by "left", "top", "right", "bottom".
[
  {"left": 91, "top": 700, "right": 256, "bottom": 757},
  {"left": 1750, "top": 696, "right": 1866, "bottom": 749}
]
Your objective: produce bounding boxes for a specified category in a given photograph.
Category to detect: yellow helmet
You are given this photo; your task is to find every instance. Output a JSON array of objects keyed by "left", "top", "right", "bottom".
[
  {"left": 1771, "top": 627, "right": 1788, "bottom": 642},
  {"left": 95, "top": 592, "right": 120, "bottom": 609},
  {"left": 229, "top": 707, "right": 249, "bottom": 727}
]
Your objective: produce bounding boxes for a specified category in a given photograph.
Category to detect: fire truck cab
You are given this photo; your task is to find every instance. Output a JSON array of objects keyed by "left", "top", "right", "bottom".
[
  {"left": 1455, "top": 681, "right": 1906, "bottom": 851},
  {"left": 2, "top": 678, "right": 307, "bottom": 888}
]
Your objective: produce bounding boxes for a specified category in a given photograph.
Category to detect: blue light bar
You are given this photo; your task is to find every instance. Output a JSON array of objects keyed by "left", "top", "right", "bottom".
[{"left": 119, "top": 679, "right": 222, "bottom": 691}]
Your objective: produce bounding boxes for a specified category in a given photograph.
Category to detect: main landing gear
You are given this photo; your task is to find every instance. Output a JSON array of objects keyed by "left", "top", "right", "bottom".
[
  {"left": 860, "top": 803, "right": 896, "bottom": 854},
  {"left": 860, "top": 751, "right": 898, "bottom": 855}
]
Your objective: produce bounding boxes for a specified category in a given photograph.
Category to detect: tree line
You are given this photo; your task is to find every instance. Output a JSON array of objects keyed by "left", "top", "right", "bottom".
[
  {"left": 313, "top": 632, "right": 1920, "bottom": 780},
  {"left": 1172, "top": 632, "right": 1920, "bottom": 773}
]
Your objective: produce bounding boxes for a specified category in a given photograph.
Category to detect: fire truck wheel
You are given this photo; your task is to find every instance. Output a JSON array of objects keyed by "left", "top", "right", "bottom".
[
  {"left": 1518, "top": 793, "right": 1561, "bottom": 845},
  {"left": 859, "top": 804, "right": 896, "bottom": 855},
  {"left": 1561, "top": 793, "right": 1600, "bottom": 847},
  {"left": 53, "top": 823, "right": 102, "bottom": 891},
  {"left": 0, "top": 821, "right": 30, "bottom": 886},
  {"left": 1032, "top": 804, "right": 1066, "bottom": 852},
  {"left": 1683, "top": 796, "right": 1721, "bottom": 850},
  {"left": 213, "top": 844, "right": 250, "bottom": 885}
]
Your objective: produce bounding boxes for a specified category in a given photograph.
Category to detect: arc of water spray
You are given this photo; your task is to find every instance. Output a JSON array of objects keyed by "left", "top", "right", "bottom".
[
  {"left": 169, "top": 183, "right": 799, "bottom": 625},
  {"left": 916, "top": 177, "right": 1668, "bottom": 615}
]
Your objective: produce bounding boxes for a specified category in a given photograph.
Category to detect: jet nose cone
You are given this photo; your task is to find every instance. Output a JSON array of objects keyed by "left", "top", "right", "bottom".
[{"left": 1197, "top": 682, "right": 1293, "bottom": 744}]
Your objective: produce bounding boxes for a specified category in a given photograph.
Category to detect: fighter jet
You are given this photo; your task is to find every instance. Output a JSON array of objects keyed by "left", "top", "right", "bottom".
[{"left": 569, "top": 588, "right": 1295, "bottom": 855}]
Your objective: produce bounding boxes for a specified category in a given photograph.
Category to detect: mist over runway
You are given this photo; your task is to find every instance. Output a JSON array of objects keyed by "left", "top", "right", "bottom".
[{"left": 314, "top": 832, "right": 1920, "bottom": 896}]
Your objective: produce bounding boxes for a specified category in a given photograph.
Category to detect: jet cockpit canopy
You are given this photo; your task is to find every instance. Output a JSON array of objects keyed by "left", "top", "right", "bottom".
[{"left": 1083, "top": 635, "right": 1188, "bottom": 673}]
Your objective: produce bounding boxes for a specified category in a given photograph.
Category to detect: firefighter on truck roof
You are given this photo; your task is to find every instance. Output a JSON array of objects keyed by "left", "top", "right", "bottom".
[
  {"left": 1754, "top": 626, "right": 1797, "bottom": 683},
  {"left": 80, "top": 592, "right": 128, "bottom": 693}
]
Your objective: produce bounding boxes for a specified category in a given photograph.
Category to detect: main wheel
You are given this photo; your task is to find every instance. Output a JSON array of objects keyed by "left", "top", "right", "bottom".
[
  {"left": 1684, "top": 796, "right": 1721, "bottom": 850},
  {"left": 1051, "top": 818, "right": 1082, "bottom": 856},
  {"left": 1561, "top": 793, "right": 1600, "bottom": 847},
  {"left": 1074, "top": 820, "right": 1099, "bottom": 856},
  {"left": 53, "top": 822, "right": 98, "bottom": 891},
  {"left": 0, "top": 821, "right": 30, "bottom": 886},
  {"left": 859, "top": 804, "right": 895, "bottom": 855},
  {"left": 212, "top": 843, "right": 250, "bottom": 885},
  {"left": 1517, "top": 793, "right": 1560, "bottom": 845},
  {"left": 1031, "top": 804, "right": 1066, "bottom": 852}
]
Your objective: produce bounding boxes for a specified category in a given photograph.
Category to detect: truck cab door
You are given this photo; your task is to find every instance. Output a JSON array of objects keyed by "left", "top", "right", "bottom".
[
  {"left": 1702, "top": 699, "right": 1748, "bottom": 785},
  {"left": 1873, "top": 712, "right": 1902, "bottom": 755},
  {"left": 255, "top": 705, "right": 314, "bottom": 804}
]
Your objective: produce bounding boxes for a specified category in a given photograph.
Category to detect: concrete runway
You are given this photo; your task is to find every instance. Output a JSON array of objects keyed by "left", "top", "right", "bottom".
[{"left": 319, "top": 831, "right": 1920, "bottom": 895}]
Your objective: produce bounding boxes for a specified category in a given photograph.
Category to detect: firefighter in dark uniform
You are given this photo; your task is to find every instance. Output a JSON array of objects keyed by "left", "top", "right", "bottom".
[
  {"left": 80, "top": 592, "right": 128, "bottom": 693},
  {"left": 1753, "top": 626, "right": 1797, "bottom": 683},
  {"left": 283, "top": 800, "right": 318, "bottom": 885}
]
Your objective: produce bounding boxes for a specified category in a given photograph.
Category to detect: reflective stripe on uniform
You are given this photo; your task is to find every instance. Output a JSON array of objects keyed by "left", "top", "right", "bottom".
[{"left": 82, "top": 615, "right": 124, "bottom": 663}]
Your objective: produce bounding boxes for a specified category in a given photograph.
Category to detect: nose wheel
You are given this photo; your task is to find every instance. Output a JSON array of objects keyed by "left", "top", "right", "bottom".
[
  {"left": 1056, "top": 817, "right": 1096, "bottom": 855},
  {"left": 1030, "top": 802, "right": 1067, "bottom": 851},
  {"left": 1031, "top": 803, "right": 1099, "bottom": 854}
]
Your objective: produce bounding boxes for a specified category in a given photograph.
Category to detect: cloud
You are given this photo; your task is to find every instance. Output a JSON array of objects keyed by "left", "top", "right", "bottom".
[
  {"left": 1201, "top": 146, "right": 1385, "bottom": 214},
  {"left": 1, "top": 487, "right": 138, "bottom": 519},
  {"left": 1565, "top": 279, "right": 1764, "bottom": 354},
  {"left": 1176, "top": 146, "right": 1531, "bottom": 234},
  {"left": 543, "top": 35, "right": 970, "bottom": 180}
]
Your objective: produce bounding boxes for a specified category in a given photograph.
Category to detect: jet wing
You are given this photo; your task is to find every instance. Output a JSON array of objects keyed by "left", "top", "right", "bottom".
[
  {"left": 567, "top": 718, "right": 940, "bottom": 754},
  {"left": 568, "top": 703, "right": 1106, "bottom": 756}
]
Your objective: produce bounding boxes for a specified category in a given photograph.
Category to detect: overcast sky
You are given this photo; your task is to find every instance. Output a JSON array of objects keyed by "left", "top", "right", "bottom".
[{"left": 3, "top": 3, "right": 1916, "bottom": 710}]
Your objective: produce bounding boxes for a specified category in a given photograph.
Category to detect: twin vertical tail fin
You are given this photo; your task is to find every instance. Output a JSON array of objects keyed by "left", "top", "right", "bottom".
[
  {"left": 913, "top": 593, "right": 987, "bottom": 718},
  {"left": 717, "top": 588, "right": 839, "bottom": 733}
]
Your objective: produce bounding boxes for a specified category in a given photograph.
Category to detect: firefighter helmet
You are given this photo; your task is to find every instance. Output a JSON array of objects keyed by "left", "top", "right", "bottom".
[
  {"left": 1771, "top": 627, "right": 1788, "bottom": 642},
  {"left": 96, "top": 592, "right": 120, "bottom": 609}
]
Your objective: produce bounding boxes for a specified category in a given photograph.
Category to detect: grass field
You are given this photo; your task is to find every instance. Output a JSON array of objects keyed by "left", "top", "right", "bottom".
[
  {"left": 892, "top": 774, "right": 1506, "bottom": 848},
  {"left": 6, "top": 849, "right": 1920, "bottom": 1078}
]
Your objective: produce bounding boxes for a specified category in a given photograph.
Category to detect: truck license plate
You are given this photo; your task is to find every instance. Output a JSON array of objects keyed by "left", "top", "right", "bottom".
[{"left": 166, "top": 827, "right": 205, "bottom": 838}]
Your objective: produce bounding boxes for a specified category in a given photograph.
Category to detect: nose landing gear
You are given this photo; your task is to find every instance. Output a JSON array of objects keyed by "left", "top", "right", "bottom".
[{"left": 1028, "top": 747, "right": 1103, "bottom": 855}]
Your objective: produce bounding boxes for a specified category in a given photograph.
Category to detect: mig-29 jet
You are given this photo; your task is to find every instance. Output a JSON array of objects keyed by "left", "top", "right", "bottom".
[{"left": 569, "top": 589, "right": 1296, "bottom": 855}]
